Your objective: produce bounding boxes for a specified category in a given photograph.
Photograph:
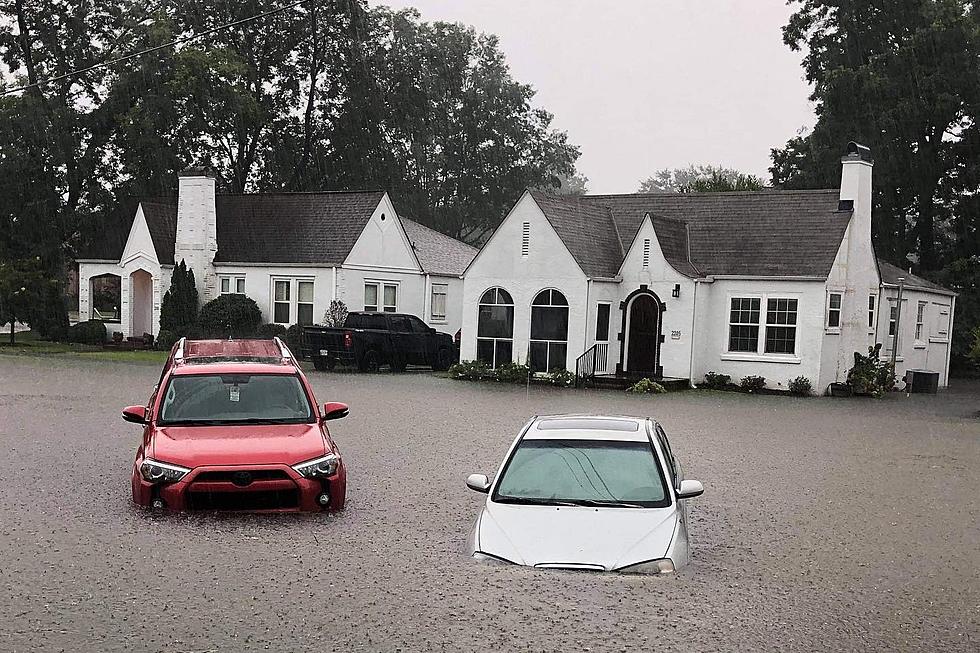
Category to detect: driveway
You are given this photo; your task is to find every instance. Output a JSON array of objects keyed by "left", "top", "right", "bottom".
[{"left": 0, "top": 356, "right": 977, "bottom": 652}]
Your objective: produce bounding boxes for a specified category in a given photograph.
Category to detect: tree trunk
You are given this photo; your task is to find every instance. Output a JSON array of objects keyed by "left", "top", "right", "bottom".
[{"left": 10, "top": 322, "right": 14, "bottom": 345}]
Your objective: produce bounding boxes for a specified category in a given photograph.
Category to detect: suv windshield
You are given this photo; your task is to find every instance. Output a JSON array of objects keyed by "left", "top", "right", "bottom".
[
  {"left": 492, "top": 439, "right": 670, "bottom": 508},
  {"left": 158, "top": 373, "right": 314, "bottom": 425}
]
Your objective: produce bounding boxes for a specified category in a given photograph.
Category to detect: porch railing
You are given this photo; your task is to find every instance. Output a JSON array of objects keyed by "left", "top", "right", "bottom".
[{"left": 574, "top": 342, "right": 609, "bottom": 388}]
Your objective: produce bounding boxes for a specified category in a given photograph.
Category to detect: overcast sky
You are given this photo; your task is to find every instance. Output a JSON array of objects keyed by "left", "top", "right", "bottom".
[{"left": 377, "top": 0, "right": 816, "bottom": 193}]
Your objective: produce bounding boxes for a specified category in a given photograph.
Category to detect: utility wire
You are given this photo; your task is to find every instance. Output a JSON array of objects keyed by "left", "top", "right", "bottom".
[{"left": 1, "top": 0, "right": 311, "bottom": 96}]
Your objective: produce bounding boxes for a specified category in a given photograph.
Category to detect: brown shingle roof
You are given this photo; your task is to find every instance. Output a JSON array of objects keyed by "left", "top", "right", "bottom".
[
  {"left": 877, "top": 259, "right": 954, "bottom": 295},
  {"left": 527, "top": 190, "right": 624, "bottom": 278},
  {"left": 399, "top": 217, "right": 478, "bottom": 276},
  {"left": 141, "top": 202, "right": 177, "bottom": 265}
]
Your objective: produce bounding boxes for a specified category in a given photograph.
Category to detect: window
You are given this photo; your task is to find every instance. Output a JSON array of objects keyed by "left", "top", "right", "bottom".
[
  {"left": 297, "top": 281, "right": 314, "bottom": 325},
  {"left": 364, "top": 282, "right": 398, "bottom": 312},
  {"left": 826, "top": 292, "right": 842, "bottom": 329},
  {"left": 915, "top": 301, "right": 926, "bottom": 341},
  {"left": 389, "top": 315, "right": 412, "bottom": 333},
  {"left": 219, "top": 275, "right": 245, "bottom": 295},
  {"left": 273, "top": 280, "right": 291, "bottom": 324},
  {"left": 728, "top": 297, "right": 760, "bottom": 352},
  {"left": 868, "top": 294, "right": 876, "bottom": 330},
  {"left": 430, "top": 283, "right": 448, "bottom": 322},
  {"left": 642, "top": 239, "right": 650, "bottom": 268},
  {"left": 521, "top": 222, "right": 530, "bottom": 257},
  {"left": 272, "top": 278, "right": 314, "bottom": 324},
  {"left": 765, "top": 298, "right": 798, "bottom": 354},
  {"left": 595, "top": 303, "right": 611, "bottom": 341},
  {"left": 477, "top": 288, "right": 514, "bottom": 368},
  {"left": 529, "top": 289, "right": 569, "bottom": 372},
  {"left": 90, "top": 274, "right": 121, "bottom": 321},
  {"left": 935, "top": 306, "right": 950, "bottom": 339}
]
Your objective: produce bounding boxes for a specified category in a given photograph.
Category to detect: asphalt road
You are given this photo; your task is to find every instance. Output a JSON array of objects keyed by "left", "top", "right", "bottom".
[{"left": 0, "top": 355, "right": 977, "bottom": 652}]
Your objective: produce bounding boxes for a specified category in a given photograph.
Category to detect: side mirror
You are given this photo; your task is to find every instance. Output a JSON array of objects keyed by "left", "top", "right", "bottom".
[
  {"left": 466, "top": 473, "right": 491, "bottom": 493},
  {"left": 322, "top": 401, "right": 349, "bottom": 421},
  {"left": 122, "top": 405, "right": 148, "bottom": 425},
  {"left": 676, "top": 479, "right": 704, "bottom": 499}
]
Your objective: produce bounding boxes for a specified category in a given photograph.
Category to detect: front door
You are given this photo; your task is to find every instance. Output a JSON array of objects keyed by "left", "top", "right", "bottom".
[{"left": 626, "top": 294, "right": 661, "bottom": 375}]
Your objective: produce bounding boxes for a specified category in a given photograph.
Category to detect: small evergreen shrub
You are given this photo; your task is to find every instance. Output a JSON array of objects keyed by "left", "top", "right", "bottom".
[
  {"left": 322, "top": 300, "right": 349, "bottom": 327},
  {"left": 740, "top": 375, "right": 766, "bottom": 392},
  {"left": 198, "top": 294, "right": 262, "bottom": 338},
  {"left": 66, "top": 320, "right": 107, "bottom": 345},
  {"left": 627, "top": 378, "right": 667, "bottom": 394},
  {"left": 495, "top": 362, "right": 532, "bottom": 383},
  {"left": 256, "top": 323, "right": 288, "bottom": 339},
  {"left": 159, "top": 261, "right": 199, "bottom": 336},
  {"left": 155, "top": 329, "right": 177, "bottom": 351},
  {"left": 702, "top": 371, "right": 731, "bottom": 389},
  {"left": 546, "top": 369, "right": 575, "bottom": 387},
  {"left": 285, "top": 324, "right": 304, "bottom": 353},
  {"left": 448, "top": 360, "right": 492, "bottom": 380},
  {"left": 846, "top": 344, "right": 896, "bottom": 398},
  {"left": 788, "top": 376, "right": 813, "bottom": 396}
]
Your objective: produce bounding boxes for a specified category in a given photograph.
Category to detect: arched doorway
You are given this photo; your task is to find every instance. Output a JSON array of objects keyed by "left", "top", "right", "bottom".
[
  {"left": 624, "top": 291, "right": 663, "bottom": 376},
  {"left": 130, "top": 270, "right": 153, "bottom": 337}
]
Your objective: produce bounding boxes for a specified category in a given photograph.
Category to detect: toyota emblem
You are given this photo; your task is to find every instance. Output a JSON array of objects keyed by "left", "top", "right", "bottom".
[{"left": 231, "top": 471, "right": 253, "bottom": 487}]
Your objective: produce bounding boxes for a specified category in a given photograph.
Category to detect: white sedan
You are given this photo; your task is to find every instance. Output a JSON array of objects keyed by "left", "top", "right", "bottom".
[{"left": 466, "top": 415, "right": 703, "bottom": 574}]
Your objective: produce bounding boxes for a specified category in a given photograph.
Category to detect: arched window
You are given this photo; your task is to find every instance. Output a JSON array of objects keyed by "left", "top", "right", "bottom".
[
  {"left": 90, "top": 274, "right": 122, "bottom": 321},
  {"left": 477, "top": 288, "right": 514, "bottom": 368},
  {"left": 529, "top": 289, "right": 568, "bottom": 372}
]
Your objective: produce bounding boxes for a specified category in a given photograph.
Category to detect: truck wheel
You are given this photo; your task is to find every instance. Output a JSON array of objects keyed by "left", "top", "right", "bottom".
[
  {"left": 358, "top": 350, "right": 380, "bottom": 373},
  {"left": 433, "top": 348, "right": 454, "bottom": 371},
  {"left": 390, "top": 355, "right": 406, "bottom": 373}
]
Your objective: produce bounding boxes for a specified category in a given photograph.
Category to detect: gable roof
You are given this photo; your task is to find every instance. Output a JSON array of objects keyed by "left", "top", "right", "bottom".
[
  {"left": 141, "top": 202, "right": 177, "bottom": 264},
  {"left": 877, "top": 259, "right": 954, "bottom": 295},
  {"left": 527, "top": 189, "right": 852, "bottom": 279},
  {"left": 399, "top": 217, "right": 478, "bottom": 276},
  {"left": 76, "top": 198, "right": 177, "bottom": 264}
]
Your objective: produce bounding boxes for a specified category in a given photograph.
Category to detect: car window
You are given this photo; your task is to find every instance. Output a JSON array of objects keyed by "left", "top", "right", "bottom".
[
  {"left": 655, "top": 425, "right": 679, "bottom": 486},
  {"left": 158, "top": 373, "right": 314, "bottom": 425},
  {"left": 409, "top": 316, "right": 429, "bottom": 333},
  {"left": 350, "top": 314, "right": 386, "bottom": 330},
  {"left": 492, "top": 439, "right": 670, "bottom": 508},
  {"left": 389, "top": 316, "right": 412, "bottom": 333}
]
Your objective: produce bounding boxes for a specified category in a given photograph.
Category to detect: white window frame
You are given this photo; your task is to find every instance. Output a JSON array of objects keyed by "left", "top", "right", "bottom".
[
  {"left": 886, "top": 297, "right": 903, "bottom": 359},
  {"left": 868, "top": 294, "right": 877, "bottom": 333},
  {"left": 271, "top": 277, "right": 315, "bottom": 325},
  {"left": 722, "top": 293, "right": 801, "bottom": 363},
  {"left": 430, "top": 282, "right": 448, "bottom": 323},
  {"left": 825, "top": 291, "right": 842, "bottom": 332},
  {"left": 913, "top": 301, "right": 927, "bottom": 347},
  {"left": 219, "top": 274, "right": 246, "bottom": 295},
  {"left": 364, "top": 280, "right": 399, "bottom": 313},
  {"left": 931, "top": 303, "right": 950, "bottom": 342}
]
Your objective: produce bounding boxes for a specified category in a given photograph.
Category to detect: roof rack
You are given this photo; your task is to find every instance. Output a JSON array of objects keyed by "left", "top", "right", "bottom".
[{"left": 171, "top": 336, "right": 301, "bottom": 370}]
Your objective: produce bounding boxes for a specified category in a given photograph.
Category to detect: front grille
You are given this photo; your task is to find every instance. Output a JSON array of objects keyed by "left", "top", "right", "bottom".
[
  {"left": 193, "top": 469, "right": 291, "bottom": 483},
  {"left": 185, "top": 489, "right": 300, "bottom": 511}
]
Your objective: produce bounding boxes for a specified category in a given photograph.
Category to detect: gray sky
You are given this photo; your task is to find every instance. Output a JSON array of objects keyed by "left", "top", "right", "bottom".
[{"left": 377, "top": 0, "right": 816, "bottom": 193}]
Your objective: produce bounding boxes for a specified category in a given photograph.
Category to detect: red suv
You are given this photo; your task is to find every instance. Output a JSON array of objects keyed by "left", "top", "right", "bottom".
[{"left": 125, "top": 338, "right": 348, "bottom": 512}]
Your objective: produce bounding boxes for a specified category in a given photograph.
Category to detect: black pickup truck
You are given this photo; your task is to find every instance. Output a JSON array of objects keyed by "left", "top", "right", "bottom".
[{"left": 302, "top": 312, "right": 457, "bottom": 372}]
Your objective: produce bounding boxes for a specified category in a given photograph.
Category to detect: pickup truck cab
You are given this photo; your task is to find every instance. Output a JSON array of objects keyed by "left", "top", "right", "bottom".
[{"left": 303, "top": 312, "right": 456, "bottom": 372}]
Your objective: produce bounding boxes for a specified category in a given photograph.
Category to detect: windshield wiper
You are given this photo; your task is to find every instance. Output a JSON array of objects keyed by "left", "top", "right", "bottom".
[
  {"left": 494, "top": 496, "right": 580, "bottom": 507},
  {"left": 566, "top": 499, "right": 647, "bottom": 508},
  {"left": 160, "top": 417, "right": 309, "bottom": 426}
]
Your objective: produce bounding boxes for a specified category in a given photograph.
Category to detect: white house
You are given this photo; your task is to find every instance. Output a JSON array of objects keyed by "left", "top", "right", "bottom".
[
  {"left": 75, "top": 169, "right": 477, "bottom": 340},
  {"left": 460, "top": 143, "right": 956, "bottom": 390}
]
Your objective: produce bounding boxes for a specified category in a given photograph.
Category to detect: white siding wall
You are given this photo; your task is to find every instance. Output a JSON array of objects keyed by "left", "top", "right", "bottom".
[
  {"left": 877, "top": 287, "right": 954, "bottom": 387},
  {"left": 461, "top": 192, "right": 588, "bottom": 369},
  {"left": 423, "top": 274, "right": 465, "bottom": 336},
  {"left": 212, "top": 265, "right": 336, "bottom": 325},
  {"left": 692, "top": 279, "right": 827, "bottom": 390}
]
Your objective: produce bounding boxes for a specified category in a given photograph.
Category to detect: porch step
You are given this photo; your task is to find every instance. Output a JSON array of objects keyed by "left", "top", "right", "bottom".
[{"left": 584, "top": 374, "right": 690, "bottom": 391}]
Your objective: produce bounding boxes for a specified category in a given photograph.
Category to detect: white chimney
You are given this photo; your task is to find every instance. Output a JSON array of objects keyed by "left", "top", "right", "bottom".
[
  {"left": 175, "top": 167, "right": 218, "bottom": 303},
  {"left": 839, "top": 141, "right": 873, "bottom": 241}
]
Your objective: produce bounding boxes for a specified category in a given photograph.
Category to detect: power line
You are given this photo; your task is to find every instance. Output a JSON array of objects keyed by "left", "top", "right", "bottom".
[{"left": 1, "top": 0, "right": 311, "bottom": 97}]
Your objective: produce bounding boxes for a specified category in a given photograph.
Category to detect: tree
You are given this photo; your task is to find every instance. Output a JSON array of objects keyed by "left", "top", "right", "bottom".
[
  {"left": 0, "top": 257, "right": 53, "bottom": 344},
  {"left": 638, "top": 165, "right": 766, "bottom": 193},
  {"left": 323, "top": 300, "right": 349, "bottom": 327},
  {"left": 159, "top": 261, "right": 198, "bottom": 336}
]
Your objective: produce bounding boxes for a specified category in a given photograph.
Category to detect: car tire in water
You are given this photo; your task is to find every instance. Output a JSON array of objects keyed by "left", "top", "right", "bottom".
[
  {"left": 312, "top": 356, "right": 335, "bottom": 372},
  {"left": 358, "top": 350, "right": 380, "bottom": 373},
  {"left": 390, "top": 354, "right": 407, "bottom": 373},
  {"left": 433, "top": 347, "right": 454, "bottom": 371}
]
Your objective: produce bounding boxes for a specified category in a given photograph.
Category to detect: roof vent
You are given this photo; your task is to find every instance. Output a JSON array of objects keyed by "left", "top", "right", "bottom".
[
  {"left": 521, "top": 222, "right": 530, "bottom": 257},
  {"left": 838, "top": 199, "right": 854, "bottom": 211},
  {"left": 642, "top": 239, "right": 650, "bottom": 268}
]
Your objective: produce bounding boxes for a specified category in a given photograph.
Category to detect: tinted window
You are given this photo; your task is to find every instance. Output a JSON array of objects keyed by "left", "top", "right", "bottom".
[
  {"left": 389, "top": 316, "right": 412, "bottom": 332},
  {"left": 159, "top": 374, "right": 313, "bottom": 425},
  {"left": 348, "top": 314, "right": 387, "bottom": 330}
]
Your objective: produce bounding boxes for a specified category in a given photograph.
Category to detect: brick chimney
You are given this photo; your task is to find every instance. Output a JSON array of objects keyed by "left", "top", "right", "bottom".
[{"left": 175, "top": 167, "right": 217, "bottom": 302}]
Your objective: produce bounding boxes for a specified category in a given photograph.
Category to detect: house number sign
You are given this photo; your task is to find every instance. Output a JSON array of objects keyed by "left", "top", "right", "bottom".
[{"left": 671, "top": 330, "right": 681, "bottom": 339}]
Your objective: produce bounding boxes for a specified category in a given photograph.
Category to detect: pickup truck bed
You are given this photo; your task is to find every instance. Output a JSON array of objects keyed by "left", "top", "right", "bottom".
[{"left": 302, "top": 312, "right": 457, "bottom": 372}]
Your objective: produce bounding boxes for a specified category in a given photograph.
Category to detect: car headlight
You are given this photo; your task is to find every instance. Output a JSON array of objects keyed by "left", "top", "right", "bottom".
[
  {"left": 292, "top": 454, "right": 340, "bottom": 478},
  {"left": 140, "top": 459, "right": 190, "bottom": 484},
  {"left": 472, "top": 551, "right": 515, "bottom": 566},
  {"left": 617, "top": 558, "right": 675, "bottom": 575}
]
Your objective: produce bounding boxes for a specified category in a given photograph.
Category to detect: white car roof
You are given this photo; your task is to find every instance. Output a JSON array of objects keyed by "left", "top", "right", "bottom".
[{"left": 523, "top": 415, "right": 651, "bottom": 443}]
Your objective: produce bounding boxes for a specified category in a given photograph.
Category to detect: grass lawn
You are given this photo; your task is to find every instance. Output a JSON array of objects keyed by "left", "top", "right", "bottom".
[{"left": 0, "top": 330, "right": 168, "bottom": 364}]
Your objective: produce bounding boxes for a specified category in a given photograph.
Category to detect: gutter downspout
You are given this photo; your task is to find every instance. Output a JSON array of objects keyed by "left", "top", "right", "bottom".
[
  {"left": 331, "top": 266, "right": 338, "bottom": 302},
  {"left": 944, "top": 295, "right": 956, "bottom": 387},
  {"left": 688, "top": 278, "right": 709, "bottom": 388},
  {"left": 890, "top": 277, "right": 905, "bottom": 370},
  {"left": 584, "top": 278, "right": 593, "bottom": 354}
]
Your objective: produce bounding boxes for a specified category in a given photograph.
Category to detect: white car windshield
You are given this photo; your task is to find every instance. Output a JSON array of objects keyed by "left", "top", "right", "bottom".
[
  {"left": 493, "top": 439, "right": 670, "bottom": 508},
  {"left": 158, "top": 373, "right": 314, "bottom": 425}
]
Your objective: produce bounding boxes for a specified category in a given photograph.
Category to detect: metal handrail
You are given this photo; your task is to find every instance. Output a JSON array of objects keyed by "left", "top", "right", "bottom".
[{"left": 574, "top": 343, "right": 599, "bottom": 388}]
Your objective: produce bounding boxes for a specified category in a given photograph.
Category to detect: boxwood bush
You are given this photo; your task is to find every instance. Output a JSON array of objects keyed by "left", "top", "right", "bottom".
[
  {"left": 256, "top": 323, "right": 288, "bottom": 339},
  {"left": 66, "top": 320, "right": 106, "bottom": 345},
  {"left": 626, "top": 378, "right": 667, "bottom": 394},
  {"left": 740, "top": 375, "right": 767, "bottom": 392},
  {"left": 198, "top": 294, "right": 261, "bottom": 338},
  {"left": 701, "top": 371, "right": 731, "bottom": 389},
  {"left": 788, "top": 376, "right": 813, "bottom": 396}
]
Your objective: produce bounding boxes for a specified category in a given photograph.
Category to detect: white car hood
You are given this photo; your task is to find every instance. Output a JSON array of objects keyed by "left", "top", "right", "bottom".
[{"left": 478, "top": 501, "right": 678, "bottom": 570}]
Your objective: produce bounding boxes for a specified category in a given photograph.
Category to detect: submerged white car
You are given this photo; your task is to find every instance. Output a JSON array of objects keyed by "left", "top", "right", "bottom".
[{"left": 466, "top": 415, "right": 703, "bottom": 574}]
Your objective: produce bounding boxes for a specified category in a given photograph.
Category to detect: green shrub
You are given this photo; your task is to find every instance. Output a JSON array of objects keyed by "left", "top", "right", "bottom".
[
  {"left": 448, "top": 360, "right": 492, "bottom": 380},
  {"left": 322, "top": 299, "right": 349, "bottom": 327},
  {"left": 546, "top": 369, "right": 575, "bottom": 387},
  {"left": 256, "top": 323, "right": 288, "bottom": 339},
  {"left": 847, "top": 344, "right": 896, "bottom": 398},
  {"left": 626, "top": 378, "right": 667, "bottom": 394},
  {"left": 788, "top": 376, "right": 813, "bottom": 396},
  {"left": 198, "top": 294, "right": 262, "bottom": 338},
  {"left": 740, "top": 375, "right": 766, "bottom": 392},
  {"left": 160, "top": 261, "right": 199, "bottom": 336},
  {"left": 702, "top": 371, "right": 731, "bottom": 389},
  {"left": 66, "top": 320, "right": 107, "bottom": 345},
  {"left": 284, "top": 324, "right": 304, "bottom": 353},
  {"left": 156, "top": 329, "right": 177, "bottom": 351},
  {"left": 495, "top": 361, "right": 532, "bottom": 383}
]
